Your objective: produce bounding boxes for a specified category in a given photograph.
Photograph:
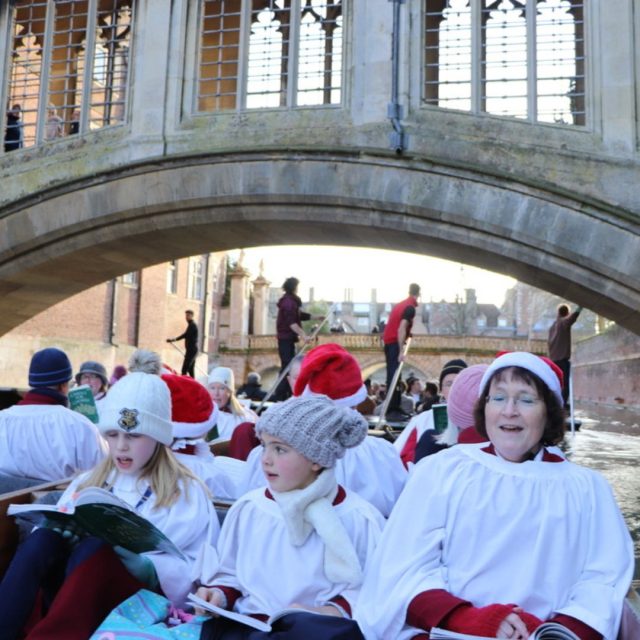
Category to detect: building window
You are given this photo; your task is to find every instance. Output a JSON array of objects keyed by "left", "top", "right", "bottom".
[
  {"left": 197, "top": 0, "right": 342, "bottom": 112},
  {"left": 424, "top": 0, "right": 586, "bottom": 126},
  {"left": 167, "top": 260, "right": 178, "bottom": 294},
  {"left": 122, "top": 270, "right": 139, "bottom": 287},
  {"left": 5, "top": 0, "right": 133, "bottom": 149},
  {"left": 188, "top": 256, "right": 205, "bottom": 300}
]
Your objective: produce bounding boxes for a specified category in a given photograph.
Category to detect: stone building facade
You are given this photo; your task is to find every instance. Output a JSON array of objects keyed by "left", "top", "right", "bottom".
[{"left": 0, "top": 254, "right": 227, "bottom": 389}]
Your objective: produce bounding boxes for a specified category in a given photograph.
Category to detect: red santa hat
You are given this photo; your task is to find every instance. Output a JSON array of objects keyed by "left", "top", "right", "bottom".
[
  {"left": 161, "top": 373, "right": 218, "bottom": 439},
  {"left": 479, "top": 351, "right": 564, "bottom": 405},
  {"left": 293, "top": 343, "right": 367, "bottom": 408}
]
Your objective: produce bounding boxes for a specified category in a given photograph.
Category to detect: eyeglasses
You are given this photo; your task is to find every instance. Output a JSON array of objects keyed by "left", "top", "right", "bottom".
[{"left": 486, "top": 393, "right": 541, "bottom": 409}]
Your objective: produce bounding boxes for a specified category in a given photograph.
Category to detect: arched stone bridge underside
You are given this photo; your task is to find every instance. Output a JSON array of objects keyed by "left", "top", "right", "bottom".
[{"left": 1, "top": 147, "right": 640, "bottom": 337}]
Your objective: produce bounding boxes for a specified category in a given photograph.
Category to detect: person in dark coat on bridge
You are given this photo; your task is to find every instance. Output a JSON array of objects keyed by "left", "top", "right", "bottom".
[
  {"left": 167, "top": 309, "right": 199, "bottom": 377},
  {"left": 547, "top": 303, "right": 582, "bottom": 408}
]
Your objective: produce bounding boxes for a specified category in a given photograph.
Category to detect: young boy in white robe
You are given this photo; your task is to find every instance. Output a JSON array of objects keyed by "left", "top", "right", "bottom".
[
  {"left": 238, "top": 343, "right": 407, "bottom": 516},
  {"left": 195, "top": 395, "right": 385, "bottom": 639}
]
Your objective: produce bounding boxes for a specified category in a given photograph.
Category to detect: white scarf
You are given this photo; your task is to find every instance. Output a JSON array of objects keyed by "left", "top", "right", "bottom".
[{"left": 271, "top": 468, "right": 363, "bottom": 587}]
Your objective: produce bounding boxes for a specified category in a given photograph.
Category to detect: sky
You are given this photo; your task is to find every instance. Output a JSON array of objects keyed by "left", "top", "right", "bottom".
[{"left": 230, "top": 246, "right": 516, "bottom": 307}]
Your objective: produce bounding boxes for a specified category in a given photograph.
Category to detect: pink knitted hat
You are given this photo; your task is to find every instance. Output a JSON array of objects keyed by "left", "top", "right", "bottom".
[{"left": 447, "top": 364, "right": 489, "bottom": 429}]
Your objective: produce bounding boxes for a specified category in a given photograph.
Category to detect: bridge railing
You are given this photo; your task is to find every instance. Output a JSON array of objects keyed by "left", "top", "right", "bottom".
[{"left": 244, "top": 333, "right": 547, "bottom": 355}]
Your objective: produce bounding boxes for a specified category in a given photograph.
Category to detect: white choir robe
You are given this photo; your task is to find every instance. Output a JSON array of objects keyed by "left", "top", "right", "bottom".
[
  {"left": 239, "top": 436, "right": 407, "bottom": 517},
  {"left": 174, "top": 440, "right": 243, "bottom": 500},
  {"left": 0, "top": 404, "right": 106, "bottom": 481},
  {"left": 57, "top": 469, "right": 220, "bottom": 606},
  {"left": 199, "top": 487, "right": 385, "bottom": 615},
  {"left": 355, "top": 443, "right": 634, "bottom": 640},
  {"left": 213, "top": 408, "right": 257, "bottom": 442}
]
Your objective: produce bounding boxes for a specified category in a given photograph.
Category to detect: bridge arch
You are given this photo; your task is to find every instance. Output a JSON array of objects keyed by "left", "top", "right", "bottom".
[
  {"left": 1, "top": 150, "right": 639, "bottom": 336},
  {"left": 1, "top": 0, "right": 639, "bottom": 337}
]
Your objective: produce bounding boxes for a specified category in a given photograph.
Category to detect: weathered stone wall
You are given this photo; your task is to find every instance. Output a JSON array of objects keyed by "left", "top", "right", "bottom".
[
  {"left": 574, "top": 325, "right": 640, "bottom": 410},
  {"left": 0, "top": 0, "right": 639, "bottom": 339}
]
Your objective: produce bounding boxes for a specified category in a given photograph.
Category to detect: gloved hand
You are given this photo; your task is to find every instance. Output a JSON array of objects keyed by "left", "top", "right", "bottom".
[
  {"left": 113, "top": 545, "right": 159, "bottom": 589},
  {"left": 45, "top": 519, "right": 84, "bottom": 548}
]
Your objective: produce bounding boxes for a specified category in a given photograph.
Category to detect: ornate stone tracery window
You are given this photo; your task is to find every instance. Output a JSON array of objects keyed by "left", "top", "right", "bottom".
[
  {"left": 424, "top": 0, "right": 586, "bottom": 126},
  {"left": 197, "top": 0, "right": 342, "bottom": 112},
  {"left": 6, "top": 0, "right": 133, "bottom": 148}
]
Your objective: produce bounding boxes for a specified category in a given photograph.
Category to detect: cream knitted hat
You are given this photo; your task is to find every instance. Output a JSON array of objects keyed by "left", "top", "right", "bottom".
[
  {"left": 98, "top": 371, "right": 173, "bottom": 445},
  {"left": 208, "top": 366, "right": 235, "bottom": 391},
  {"left": 256, "top": 395, "right": 367, "bottom": 468}
]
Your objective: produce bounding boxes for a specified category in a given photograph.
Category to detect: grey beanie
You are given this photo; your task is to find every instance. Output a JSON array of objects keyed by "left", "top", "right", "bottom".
[
  {"left": 75, "top": 361, "right": 108, "bottom": 386},
  {"left": 256, "top": 395, "right": 368, "bottom": 468}
]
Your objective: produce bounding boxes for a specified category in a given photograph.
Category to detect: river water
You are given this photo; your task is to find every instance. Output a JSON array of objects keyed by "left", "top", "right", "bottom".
[{"left": 563, "top": 404, "right": 640, "bottom": 577}]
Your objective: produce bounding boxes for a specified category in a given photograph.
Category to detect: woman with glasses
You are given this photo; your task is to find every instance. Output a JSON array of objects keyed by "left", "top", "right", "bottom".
[{"left": 355, "top": 351, "right": 633, "bottom": 640}]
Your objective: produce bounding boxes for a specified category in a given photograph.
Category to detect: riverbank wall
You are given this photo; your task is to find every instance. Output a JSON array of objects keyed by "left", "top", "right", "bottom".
[{"left": 574, "top": 325, "right": 640, "bottom": 412}]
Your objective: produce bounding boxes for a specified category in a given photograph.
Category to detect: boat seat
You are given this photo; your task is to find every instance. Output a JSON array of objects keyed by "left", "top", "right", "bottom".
[
  {"left": 0, "top": 474, "right": 43, "bottom": 496},
  {"left": 0, "top": 478, "right": 71, "bottom": 579},
  {"left": 619, "top": 588, "right": 640, "bottom": 640},
  {"left": 210, "top": 439, "right": 232, "bottom": 457}
]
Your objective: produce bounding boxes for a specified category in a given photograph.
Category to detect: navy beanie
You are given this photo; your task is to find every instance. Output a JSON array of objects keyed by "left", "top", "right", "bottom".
[
  {"left": 29, "top": 348, "right": 73, "bottom": 388},
  {"left": 439, "top": 358, "right": 468, "bottom": 389}
]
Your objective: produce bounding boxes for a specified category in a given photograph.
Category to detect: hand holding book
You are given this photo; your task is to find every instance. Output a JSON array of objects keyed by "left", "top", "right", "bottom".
[
  {"left": 429, "top": 622, "right": 580, "bottom": 640},
  {"left": 187, "top": 593, "right": 321, "bottom": 633},
  {"left": 8, "top": 486, "right": 185, "bottom": 559}
]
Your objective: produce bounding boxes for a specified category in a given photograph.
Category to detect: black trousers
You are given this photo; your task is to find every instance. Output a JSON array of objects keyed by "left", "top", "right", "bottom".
[
  {"left": 273, "top": 339, "right": 297, "bottom": 401},
  {"left": 182, "top": 349, "right": 198, "bottom": 378},
  {"left": 201, "top": 611, "right": 365, "bottom": 640},
  {"left": 553, "top": 357, "right": 571, "bottom": 406},
  {"left": 384, "top": 342, "right": 402, "bottom": 412}
]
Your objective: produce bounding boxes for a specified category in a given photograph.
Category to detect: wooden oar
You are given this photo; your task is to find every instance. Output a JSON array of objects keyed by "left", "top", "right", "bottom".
[
  {"left": 167, "top": 341, "right": 208, "bottom": 377},
  {"left": 373, "top": 337, "right": 412, "bottom": 439},
  {"left": 256, "top": 304, "right": 337, "bottom": 412},
  {"left": 568, "top": 365, "right": 576, "bottom": 436}
]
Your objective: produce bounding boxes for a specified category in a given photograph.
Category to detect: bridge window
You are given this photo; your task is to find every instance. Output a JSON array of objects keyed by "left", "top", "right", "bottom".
[
  {"left": 5, "top": 0, "right": 133, "bottom": 149},
  {"left": 122, "top": 270, "right": 139, "bottom": 287},
  {"left": 424, "top": 0, "right": 586, "bottom": 126},
  {"left": 188, "top": 256, "right": 205, "bottom": 301},
  {"left": 197, "top": 0, "right": 342, "bottom": 112},
  {"left": 167, "top": 260, "right": 178, "bottom": 294}
]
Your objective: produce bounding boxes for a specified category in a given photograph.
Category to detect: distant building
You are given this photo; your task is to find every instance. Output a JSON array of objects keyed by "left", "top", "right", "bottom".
[
  {"left": 0, "top": 254, "right": 227, "bottom": 389},
  {"left": 254, "top": 286, "right": 511, "bottom": 338}
]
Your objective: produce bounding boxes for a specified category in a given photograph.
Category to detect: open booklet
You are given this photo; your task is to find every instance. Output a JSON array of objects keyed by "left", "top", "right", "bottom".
[
  {"left": 187, "top": 593, "right": 320, "bottom": 632},
  {"left": 430, "top": 622, "right": 580, "bottom": 640},
  {"left": 68, "top": 384, "right": 99, "bottom": 424},
  {"left": 8, "top": 486, "right": 185, "bottom": 559}
]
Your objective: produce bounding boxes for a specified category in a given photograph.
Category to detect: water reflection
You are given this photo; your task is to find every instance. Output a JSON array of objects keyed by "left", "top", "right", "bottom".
[{"left": 563, "top": 405, "right": 640, "bottom": 574}]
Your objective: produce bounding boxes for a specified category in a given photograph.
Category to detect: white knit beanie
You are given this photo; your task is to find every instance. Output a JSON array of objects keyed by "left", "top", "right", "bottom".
[
  {"left": 208, "top": 366, "right": 235, "bottom": 390},
  {"left": 98, "top": 372, "right": 173, "bottom": 445},
  {"left": 256, "top": 395, "right": 368, "bottom": 468}
]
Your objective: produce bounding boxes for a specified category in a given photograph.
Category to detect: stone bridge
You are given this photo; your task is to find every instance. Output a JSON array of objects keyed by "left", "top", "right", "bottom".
[
  {"left": 1, "top": 0, "right": 639, "bottom": 336},
  {"left": 219, "top": 333, "right": 548, "bottom": 385}
]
